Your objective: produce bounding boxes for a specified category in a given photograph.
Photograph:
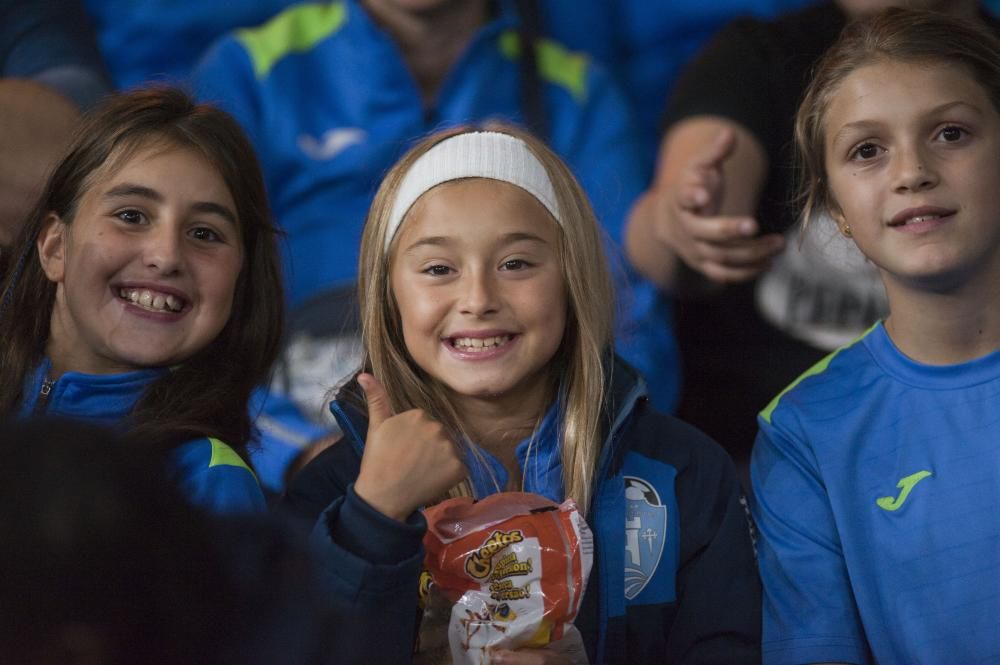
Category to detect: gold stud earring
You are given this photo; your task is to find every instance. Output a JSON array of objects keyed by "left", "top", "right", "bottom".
[{"left": 841, "top": 224, "right": 852, "bottom": 238}]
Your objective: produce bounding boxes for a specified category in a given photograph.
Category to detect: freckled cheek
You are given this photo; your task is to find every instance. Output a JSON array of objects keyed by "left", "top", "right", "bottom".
[
  {"left": 396, "top": 289, "right": 445, "bottom": 338},
  {"left": 827, "top": 171, "right": 849, "bottom": 199},
  {"left": 74, "top": 237, "right": 125, "bottom": 276},
  {"left": 827, "top": 176, "right": 867, "bottom": 221},
  {"left": 519, "top": 278, "right": 567, "bottom": 317},
  {"left": 512, "top": 294, "right": 558, "bottom": 322},
  {"left": 194, "top": 257, "right": 242, "bottom": 325}
]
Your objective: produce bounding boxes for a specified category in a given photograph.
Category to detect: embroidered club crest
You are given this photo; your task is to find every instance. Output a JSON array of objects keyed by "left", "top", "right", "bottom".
[{"left": 624, "top": 476, "right": 667, "bottom": 600}]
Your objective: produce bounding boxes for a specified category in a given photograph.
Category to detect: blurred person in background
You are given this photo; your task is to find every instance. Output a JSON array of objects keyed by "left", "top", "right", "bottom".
[
  {"left": 0, "top": 0, "right": 110, "bottom": 245},
  {"left": 0, "top": 418, "right": 337, "bottom": 664}
]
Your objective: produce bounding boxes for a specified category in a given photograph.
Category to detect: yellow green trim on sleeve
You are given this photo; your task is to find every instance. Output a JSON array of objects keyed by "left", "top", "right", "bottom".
[
  {"left": 207, "top": 437, "right": 258, "bottom": 483},
  {"left": 498, "top": 31, "right": 588, "bottom": 102},
  {"left": 237, "top": 1, "right": 348, "bottom": 79},
  {"left": 759, "top": 322, "right": 881, "bottom": 424}
]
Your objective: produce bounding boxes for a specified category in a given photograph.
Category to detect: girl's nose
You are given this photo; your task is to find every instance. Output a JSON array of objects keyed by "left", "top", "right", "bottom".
[
  {"left": 143, "top": 226, "right": 184, "bottom": 274},
  {"left": 458, "top": 270, "right": 500, "bottom": 316},
  {"left": 892, "top": 146, "right": 939, "bottom": 194}
]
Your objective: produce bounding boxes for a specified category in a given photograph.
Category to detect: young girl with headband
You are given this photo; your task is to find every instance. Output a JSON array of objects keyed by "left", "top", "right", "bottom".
[
  {"left": 0, "top": 87, "right": 284, "bottom": 514},
  {"left": 752, "top": 9, "right": 1000, "bottom": 663},
  {"left": 284, "top": 125, "right": 759, "bottom": 664}
]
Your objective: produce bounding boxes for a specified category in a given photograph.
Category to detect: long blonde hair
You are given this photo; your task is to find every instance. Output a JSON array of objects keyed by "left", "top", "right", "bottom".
[{"left": 354, "top": 124, "right": 614, "bottom": 514}]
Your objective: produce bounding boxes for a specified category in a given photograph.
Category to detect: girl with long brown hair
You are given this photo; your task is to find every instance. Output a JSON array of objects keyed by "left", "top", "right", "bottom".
[{"left": 0, "top": 86, "right": 284, "bottom": 513}]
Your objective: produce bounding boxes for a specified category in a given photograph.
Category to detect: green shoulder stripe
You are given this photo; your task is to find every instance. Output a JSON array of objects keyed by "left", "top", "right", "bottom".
[
  {"left": 759, "top": 322, "right": 880, "bottom": 424},
  {"left": 237, "top": 2, "right": 348, "bottom": 79},
  {"left": 207, "top": 437, "right": 258, "bottom": 482},
  {"left": 498, "top": 31, "right": 588, "bottom": 102}
]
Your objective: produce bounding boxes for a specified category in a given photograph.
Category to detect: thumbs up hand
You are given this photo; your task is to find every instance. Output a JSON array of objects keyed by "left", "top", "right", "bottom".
[{"left": 353, "top": 373, "right": 467, "bottom": 522}]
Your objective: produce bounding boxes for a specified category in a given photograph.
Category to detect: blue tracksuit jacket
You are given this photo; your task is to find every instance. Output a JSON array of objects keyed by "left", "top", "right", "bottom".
[{"left": 19, "top": 360, "right": 266, "bottom": 515}]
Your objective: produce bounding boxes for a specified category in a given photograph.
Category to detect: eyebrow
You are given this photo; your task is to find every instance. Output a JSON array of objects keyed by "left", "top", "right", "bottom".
[
  {"left": 830, "top": 120, "right": 882, "bottom": 149},
  {"left": 402, "top": 231, "right": 550, "bottom": 253},
  {"left": 932, "top": 100, "right": 985, "bottom": 116},
  {"left": 831, "top": 100, "right": 985, "bottom": 147},
  {"left": 103, "top": 183, "right": 238, "bottom": 226}
]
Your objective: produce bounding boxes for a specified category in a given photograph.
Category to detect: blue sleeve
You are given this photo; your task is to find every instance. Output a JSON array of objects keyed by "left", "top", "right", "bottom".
[
  {"left": 171, "top": 438, "right": 267, "bottom": 515},
  {"left": 309, "top": 485, "right": 426, "bottom": 665},
  {"left": 279, "top": 438, "right": 427, "bottom": 663},
  {"left": 671, "top": 433, "right": 762, "bottom": 662},
  {"left": 751, "top": 417, "right": 870, "bottom": 665},
  {"left": 0, "top": 0, "right": 110, "bottom": 107},
  {"left": 191, "top": 35, "right": 267, "bottom": 157}
]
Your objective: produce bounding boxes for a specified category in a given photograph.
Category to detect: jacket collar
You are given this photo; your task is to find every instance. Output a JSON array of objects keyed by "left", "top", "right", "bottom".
[
  {"left": 596, "top": 356, "right": 647, "bottom": 476},
  {"left": 20, "top": 359, "right": 164, "bottom": 423}
]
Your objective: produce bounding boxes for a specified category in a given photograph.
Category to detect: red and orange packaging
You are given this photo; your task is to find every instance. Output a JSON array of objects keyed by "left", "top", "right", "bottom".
[{"left": 419, "top": 492, "right": 593, "bottom": 665}]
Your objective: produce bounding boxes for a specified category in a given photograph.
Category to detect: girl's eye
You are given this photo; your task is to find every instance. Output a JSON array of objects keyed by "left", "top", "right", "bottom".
[
  {"left": 189, "top": 226, "right": 222, "bottom": 243},
  {"left": 115, "top": 209, "right": 146, "bottom": 225},
  {"left": 423, "top": 264, "right": 452, "bottom": 276},
  {"left": 937, "top": 125, "right": 966, "bottom": 142},
  {"left": 850, "top": 142, "right": 882, "bottom": 161},
  {"left": 500, "top": 259, "right": 530, "bottom": 271}
]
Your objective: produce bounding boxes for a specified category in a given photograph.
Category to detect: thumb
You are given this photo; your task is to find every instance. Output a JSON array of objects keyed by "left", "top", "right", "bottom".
[
  {"left": 692, "top": 126, "right": 737, "bottom": 171},
  {"left": 358, "top": 372, "right": 394, "bottom": 429}
]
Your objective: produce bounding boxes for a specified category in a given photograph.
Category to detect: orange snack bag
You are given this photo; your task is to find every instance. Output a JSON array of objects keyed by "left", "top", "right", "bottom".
[{"left": 421, "top": 492, "right": 593, "bottom": 665}]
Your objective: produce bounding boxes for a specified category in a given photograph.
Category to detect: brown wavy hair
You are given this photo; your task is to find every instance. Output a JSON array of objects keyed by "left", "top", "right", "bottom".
[
  {"left": 0, "top": 87, "right": 285, "bottom": 455},
  {"left": 795, "top": 7, "right": 1000, "bottom": 228}
]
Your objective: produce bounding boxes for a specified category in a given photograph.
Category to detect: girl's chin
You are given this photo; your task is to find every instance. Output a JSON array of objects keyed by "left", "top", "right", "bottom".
[
  {"left": 103, "top": 347, "right": 185, "bottom": 371},
  {"left": 437, "top": 375, "right": 514, "bottom": 397},
  {"left": 438, "top": 371, "right": 551, "bottom": 405}
]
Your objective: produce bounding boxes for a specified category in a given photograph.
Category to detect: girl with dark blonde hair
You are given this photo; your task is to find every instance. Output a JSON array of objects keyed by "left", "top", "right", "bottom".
[{"left": 753, "top": 9, "right": 1000, "bottom": 662}]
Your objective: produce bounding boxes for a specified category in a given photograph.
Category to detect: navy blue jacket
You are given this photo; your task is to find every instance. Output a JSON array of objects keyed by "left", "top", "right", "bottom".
[{"left": 283, "top": 359, "right": 760, "bottom": 664}]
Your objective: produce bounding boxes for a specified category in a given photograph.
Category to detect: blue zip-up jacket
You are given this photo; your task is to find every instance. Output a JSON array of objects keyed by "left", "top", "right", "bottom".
[
  {"left": 19, "top": 361, "right": 266, "bottom": 515},
  {"left": 192, "top": 0, "right": 678, "bottom": 415},
  {"left": 80, "top": 0, "right": 297, "bottom": 90},
  {"left": 282, "top": 359, "right": 760, "bottom": 664}
]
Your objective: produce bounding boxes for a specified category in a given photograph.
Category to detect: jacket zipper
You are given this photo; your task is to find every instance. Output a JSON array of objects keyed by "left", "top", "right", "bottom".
[
  {"left": 32, "top": 379, "right": 54, "bottom": 415},
  {"left": 593, "top": 382, "right": 645, "bottom": 664}
]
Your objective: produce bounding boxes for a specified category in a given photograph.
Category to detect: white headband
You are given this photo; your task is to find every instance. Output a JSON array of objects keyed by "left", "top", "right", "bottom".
[{"left": 385, "top": 131, "right": 562, "bottom": 250}]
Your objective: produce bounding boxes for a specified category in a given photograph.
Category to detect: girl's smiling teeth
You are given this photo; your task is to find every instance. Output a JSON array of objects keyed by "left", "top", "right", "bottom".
[
  {"left": 904, "top": 215, "right": 940, "bottom": 225},
  {"left": 118, "top": 287, "right": 185, "bottom": 313},
  {"left": 890, "top": 213, "right": 948, "bottom": 227},
  {"left": 449, "top": 334, "right": 514, "bottom": 351},
  {"left": 888, "top": 207, "right": 956, "bottom": 227}
]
